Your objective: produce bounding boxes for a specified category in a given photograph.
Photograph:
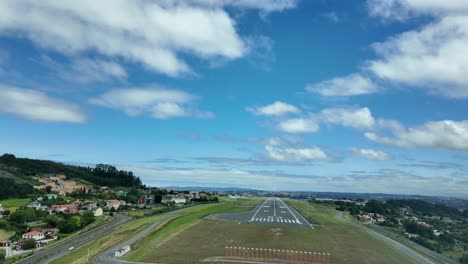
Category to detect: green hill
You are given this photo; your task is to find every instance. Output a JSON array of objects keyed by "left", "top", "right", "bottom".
[{"left": 0, "top": 153, "right": 143, "bottom": 200}]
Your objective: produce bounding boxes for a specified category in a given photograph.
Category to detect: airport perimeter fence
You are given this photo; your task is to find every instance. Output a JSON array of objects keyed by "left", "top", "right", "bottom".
[{"left": 224, "top": 246, "right": 331, "bottom": 264}]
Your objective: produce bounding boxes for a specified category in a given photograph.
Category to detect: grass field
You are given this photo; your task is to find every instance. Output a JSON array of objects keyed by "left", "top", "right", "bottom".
[
  {"left": 124, "top": 198, "right": 419, "bottom": 264},
  {"left": 0, "top": 229, "right": 14, "bottom": 240},
  {"left": 0, "top": 197, "right": 31, "bottom": 210}
]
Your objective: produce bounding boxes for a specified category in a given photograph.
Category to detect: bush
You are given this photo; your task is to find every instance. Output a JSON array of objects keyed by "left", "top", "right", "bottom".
[{"left": 22, "top": 240, "right": 36, "bottom": 250}]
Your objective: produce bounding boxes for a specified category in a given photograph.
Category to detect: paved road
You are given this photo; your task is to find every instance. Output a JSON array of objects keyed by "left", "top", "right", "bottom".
[
  {"left": 370, "top": 223, "right": 458, "bottom": 264},
  {"left": 95, "top": 217, "right": 172, "bottom": 264},
  {"left": 336, "top": 212, "right": 437, "bottom": 264},
  {"left": 207, "top": 198, "right": 313, "bottom": 228},
  {"left": 16, "top": 214, "right": 129, "bottom": 264}
]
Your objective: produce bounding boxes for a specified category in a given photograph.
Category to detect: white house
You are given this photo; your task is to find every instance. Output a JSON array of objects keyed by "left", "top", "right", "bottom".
[
  {"left": 172, "top": 195, "right": 187, "bottom": 204},
  {"left": 22, "top": 231, "right": 45, "bottom": 241},
  {"left": 27, "top": 201, "right": 42, "bottom": 210},
  {"left": 93, "top": 207, "right": 103, "bottom": 217}
]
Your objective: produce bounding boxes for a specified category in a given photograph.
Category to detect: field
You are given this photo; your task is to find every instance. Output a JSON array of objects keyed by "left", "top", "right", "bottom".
[
  {"left": 0, "top": 229, "right": 14, "bottom": 240},
  {"left": 0, "top": 197, "right": 31, "bottom": 210},
  {"left": 123, "top": 198, "right": 418, "bottom": 264}
]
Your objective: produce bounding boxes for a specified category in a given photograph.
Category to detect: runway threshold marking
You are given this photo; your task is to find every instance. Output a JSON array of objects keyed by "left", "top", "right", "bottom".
[{"left": 249, "top": 198, "right": 271, "bottom": 222}]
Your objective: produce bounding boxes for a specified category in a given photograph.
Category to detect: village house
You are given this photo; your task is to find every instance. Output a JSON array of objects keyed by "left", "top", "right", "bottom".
[
  {"left": 92, "top": 207, "right": 103, "bottom": 217},
  {"left": 49, "top": 204, "right": 78, "bottom": 214},
  {"left": 105, "top": 200, "right": 126, "bottom": 210},
  {"left": 22, "top": 231, "right": 44, "bottom": 241}
]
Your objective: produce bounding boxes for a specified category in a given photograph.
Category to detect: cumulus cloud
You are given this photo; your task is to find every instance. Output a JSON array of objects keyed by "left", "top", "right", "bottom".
[
  {"left": 0, "top": 84, "right": 86, "bottom": 123},
  {"left": 306, "top": 73, "right": 378, "bottom": 97},
  {"left": 185, "top": 0, "right": 298, "bottom": 13},
  {"left": 89, "top": 87, "right": 213, "bottom": 119},
  {"left": 367, "top": 0, "right": 468, "bottom": 20},
  {"left": 0, "top": 0, "right": 253, "bottom": 77},
  {"left": 42, "top": 56, "right": 127, "bottom": 83},
  {"left": 365, "top": 120, "right": 468, "bottom": 150},
  {"left": 367, "top": 15, "right": 468, "bottom": 98},
  {"left": 351, "top": 148, "right": 391, "bottom": 160},
  {"left": 247, "top": 101, "right": 300, "bottom": 116},
  {"left": 320, "top": 107, "right": 375, "bottom": 130},
  {"left": 265, "top": 144, "right": 329, "bottom": 162},
  {"left": 278, "top": 118, "right": 319, "bottom": 133}
]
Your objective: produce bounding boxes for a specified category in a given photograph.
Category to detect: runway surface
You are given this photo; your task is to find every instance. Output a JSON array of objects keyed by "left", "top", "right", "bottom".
[{"left": 207, "top": 197, "right": 313, "bottom": 228}]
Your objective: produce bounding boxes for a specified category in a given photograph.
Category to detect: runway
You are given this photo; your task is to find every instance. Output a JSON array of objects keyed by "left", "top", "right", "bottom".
[{"left": 207, "top": 197, "right": 313, "bottom": 228}]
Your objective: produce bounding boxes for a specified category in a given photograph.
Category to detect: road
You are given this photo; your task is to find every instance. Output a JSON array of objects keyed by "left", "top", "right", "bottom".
[
  {"left": 15, "top": 214, "right": 129, "bottom": 264},
  {"left": 369, "top": 223, "right": 458, "bottom": 264},
  {"left": 95, "top": 217, "right": 174, "bottom": 264},
  {"left": 207, "top": 197, "right": 313, "bottom": 228},
  {"left": 336, "top": 212, "right": 438, "bottom": 264}
]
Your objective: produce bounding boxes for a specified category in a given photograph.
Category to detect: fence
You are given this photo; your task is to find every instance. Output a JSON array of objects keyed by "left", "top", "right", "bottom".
[{"left": 224, "top": 246, "right": 331, "bottom": 264}]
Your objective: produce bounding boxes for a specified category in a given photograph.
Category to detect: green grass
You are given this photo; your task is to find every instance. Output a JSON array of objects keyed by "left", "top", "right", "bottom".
[
  {"left": 123, "top": 199, "right": 260, "bottom": 262},
  {"left": 0, "top": 229, "right": 14, "bottom": 240},
  {"left": 125, "top": 199, "right": 419, "bottom": 264},
  {"left": 0, "top": 197, "right": 31, "bottom": 210}
]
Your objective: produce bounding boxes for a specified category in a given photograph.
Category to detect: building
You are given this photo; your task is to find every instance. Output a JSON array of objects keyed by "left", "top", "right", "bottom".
[
  {"left": 106, "top": 200, "right": 126, "bottom": 210},
  {"left": 115, "top": 245, "right": 131, "bottom": 257},
  {"left": 93, "top": 207, "right": 103, "bottom": 217},
  {"left": 49, "top": 204, "right": 78, "bottom": 214},
  {"left": 22, "top": 231, "right": 45, "bottom": 241},
  {"left": 27, "top": 201, "right": 43, "bottom": 210}
]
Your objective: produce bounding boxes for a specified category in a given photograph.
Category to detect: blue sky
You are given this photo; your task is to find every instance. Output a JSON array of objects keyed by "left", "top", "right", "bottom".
[{"left": 1, "top": 0, "right": 468, "bottom": 197}]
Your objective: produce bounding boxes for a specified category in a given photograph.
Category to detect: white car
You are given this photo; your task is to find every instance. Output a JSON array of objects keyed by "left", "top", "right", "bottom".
[{"left": 68, "top": 246, "right": 75, "bottom": 251}]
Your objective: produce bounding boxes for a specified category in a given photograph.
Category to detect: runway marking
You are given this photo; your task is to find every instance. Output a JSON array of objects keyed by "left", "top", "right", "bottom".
[
  {"left": 249, "top": 198, "right": 271, "bottom": 222},
  {"left": 273, "top": 198, "right": 277, "bottom": 217}
]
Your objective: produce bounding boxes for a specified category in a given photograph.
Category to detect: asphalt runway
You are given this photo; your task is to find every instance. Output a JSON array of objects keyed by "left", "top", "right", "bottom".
[{"left": 207, "top": 198, "right": 313, "bottom": 228}]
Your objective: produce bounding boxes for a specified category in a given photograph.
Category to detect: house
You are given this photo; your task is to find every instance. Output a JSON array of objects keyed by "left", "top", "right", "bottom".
[
  {"left": 22, "top": 231, "right": 44, "bottom": 241},
  {"left": 42, "top": 228, "right": 59, "bottom": 236},
  {"left": 46, "top": 194, "right": 58, "bottom": 200},
  {"left": 92, "top": 207, "right": 103, "bottom": 217},
  {"left": 49, "top": 204, "right": 77, "bottom": 214},
  {"left": 173, "top": 195, "right": 187, "bottom": 204},
  {"left": 106, "top": 200, "right": 125, "bottom": 210},
  {"left": 433, "top": 230, "right": 442, "bottom": 236},
  {"left": 404, "top": 232, "right": 420, "bottom": 239},
  {"left": 27, "top": 201, "right": 42, "bottom": 210}
]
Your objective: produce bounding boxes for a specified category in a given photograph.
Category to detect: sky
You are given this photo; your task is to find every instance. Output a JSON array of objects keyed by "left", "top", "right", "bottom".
[{"left": 0, "top": 0, "right": 468, "bottom": 197}]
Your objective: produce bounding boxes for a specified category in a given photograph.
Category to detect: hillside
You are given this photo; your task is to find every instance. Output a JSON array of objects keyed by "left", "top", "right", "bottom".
[{"left": 0, "top": 153, "right": 143, "bottom": 199}]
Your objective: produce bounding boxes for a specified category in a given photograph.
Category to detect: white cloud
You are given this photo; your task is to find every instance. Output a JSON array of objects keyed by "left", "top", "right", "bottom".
[
  {"left": 367, "top": 15, "right": 468, "bottom": 98},
  {"left": 42, "top": 56, "right": 127, "bottom": 83},
  {"left": 365, "top": 120, "right": 468, "bottom": 150},
  {"left": 351, "top": 148, "right": 391, "bottom": 160},
  {"left": 0, "top": 84, "right": 86, "bottom": 123},
  {"left": 306, "top": 73, "right": 378, "bottom": 97},
  {"left": 89, "top": 87, "right": 213, "bottom": 120},
  {"left": 265, "top": 144, "right": 329, "bottom": 162},
  {"left": 320, "top": 107, "right": 375, "bottom": 130},
  {"left": 367, "top": 0, "right": 468, "bottom": 20},
  {"left": 247, "top": 101, "right": 300, "bottom": 116},
  {"left": 185, "top": 0, "right": 298, "bottom": 13},
  {"left": 278, "top": 118, "right": 319, "bottom": 133},
  {"left": 0, "top": 0, "right": 252, "bottom": 77}
]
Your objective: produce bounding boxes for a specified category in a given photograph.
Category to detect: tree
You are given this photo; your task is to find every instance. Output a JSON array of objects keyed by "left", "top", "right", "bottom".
[
  {"left": 154, "top": 194, "right": 163, "bottom": 204},
  {"left": 22, "top": 240, "right": 36, "bottom": 250},
  {"left": 45, "top": 186, "right": 52, "bottom": 194},
  {"left": 44, "top": 215, "right": 60, "bottom": 228},
  {"left": 460, "top": 254, "right": 468, "bottom": 264},
  {"left": 82, "top": 211, "right": 95, "bottom": 226},
  {"left": 0, "top": 249, "right": 5, "bottom": 261}
]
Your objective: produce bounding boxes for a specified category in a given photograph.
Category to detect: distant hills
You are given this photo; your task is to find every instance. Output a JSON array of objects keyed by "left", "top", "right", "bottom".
[{"left": 0, "top": 153, "right": 143, "bottom": 200}]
